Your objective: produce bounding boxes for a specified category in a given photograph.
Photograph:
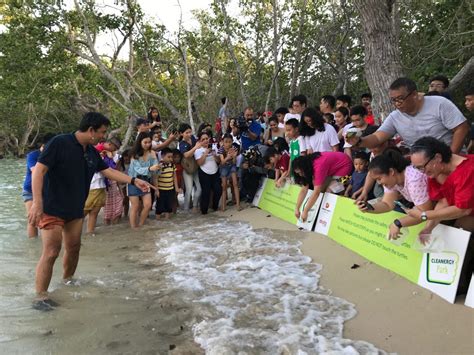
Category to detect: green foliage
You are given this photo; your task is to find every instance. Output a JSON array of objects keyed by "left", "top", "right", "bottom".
[{"left": 0, "top": 0, "right": 471, "bottom": 155}]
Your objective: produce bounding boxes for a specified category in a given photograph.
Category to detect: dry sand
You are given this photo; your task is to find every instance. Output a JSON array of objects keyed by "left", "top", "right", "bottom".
[{"left": 224, "top": 206, "right": 474, "bottom": 355}]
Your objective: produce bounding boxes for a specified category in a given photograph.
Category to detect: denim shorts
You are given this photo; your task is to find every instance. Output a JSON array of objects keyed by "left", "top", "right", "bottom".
[
  {"left": 127, "top": 183, "right": 149, "bottom": 197},
  {"left": 22, "top": 190, "right": 33, "bottom": 202},
  {"left": 220, "top": 164, "right": 237, "bottom": 178}
]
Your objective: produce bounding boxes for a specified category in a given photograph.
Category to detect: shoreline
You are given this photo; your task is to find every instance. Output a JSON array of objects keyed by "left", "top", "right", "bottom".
[{"left": 223, "top": 206, "right": 473, "bottom": 355}]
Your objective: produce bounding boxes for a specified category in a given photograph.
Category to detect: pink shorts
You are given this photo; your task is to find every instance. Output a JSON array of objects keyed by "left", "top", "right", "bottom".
[{"left": 38, "top": 214, "right": 66, "bottom": 230}]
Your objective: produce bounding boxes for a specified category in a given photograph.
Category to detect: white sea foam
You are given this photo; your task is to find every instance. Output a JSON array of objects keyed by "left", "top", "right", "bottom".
[{"left": 156, "top": 219, "right": 385, "bottom": 355}]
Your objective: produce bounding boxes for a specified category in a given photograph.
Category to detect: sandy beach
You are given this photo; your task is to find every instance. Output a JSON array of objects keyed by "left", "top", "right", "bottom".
[{"left": 224, "top": 206, "right": 474, "bottom": 355}]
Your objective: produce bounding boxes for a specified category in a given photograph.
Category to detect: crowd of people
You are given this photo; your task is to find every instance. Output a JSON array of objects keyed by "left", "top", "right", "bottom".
[{"left": 23, "top": 76, "right": 474, "bottom": 310}]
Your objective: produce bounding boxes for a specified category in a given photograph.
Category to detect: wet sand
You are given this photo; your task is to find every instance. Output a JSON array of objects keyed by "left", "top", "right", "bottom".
[
  {"left": 1, "top": 222, "right": 203, "bottom": 354},
  {"left": 224, "top": 206, "right": 474, "bottom": 355}
]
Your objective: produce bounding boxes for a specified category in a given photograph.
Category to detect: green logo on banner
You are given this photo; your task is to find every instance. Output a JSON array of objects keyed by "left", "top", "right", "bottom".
[{"left": 426, "top": 252, "right": 459, "bottom": 285}]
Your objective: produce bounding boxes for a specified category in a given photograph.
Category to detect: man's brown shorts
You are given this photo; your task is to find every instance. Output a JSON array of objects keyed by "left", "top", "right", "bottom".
[{"left": 38, "top": 214, "right": 66, "bottom": 230}]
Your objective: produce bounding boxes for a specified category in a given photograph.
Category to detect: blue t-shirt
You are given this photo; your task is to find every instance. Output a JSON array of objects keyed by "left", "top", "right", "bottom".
[
  {"left": 241, "top": 120, "right": 261, "bottom": 151},
  {"left": 23, "top": 150, "right": 41, "bottom": 193},
  {"left": 178, "top": 136, "right": 197, "bottom": 153},
  {"left": 38, "top": 133, "right": 108, "bottom": 220},
  {"left": 350, "top": 170, "right": 368, "bottom": 193}
]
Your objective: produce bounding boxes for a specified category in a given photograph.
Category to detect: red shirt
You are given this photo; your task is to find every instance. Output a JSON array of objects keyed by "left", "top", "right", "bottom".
[
  {"left": 428, "top": 155, "right": 474, "bottom": 216},
  {"left": 276, "top": 152, "right": 290, "bottom": 173},
  {"left": 95, "top": 142, "right": 105, "bottom": 152},
  {"left": 175, "top": 163, "right": 184, "bottom": 189},
  {"left": 365, "top": 114, "right": 375, "bottom": 126}
]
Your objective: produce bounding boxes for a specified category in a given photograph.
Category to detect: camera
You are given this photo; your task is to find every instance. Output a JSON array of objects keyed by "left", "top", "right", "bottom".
[{"left": 237, "top": 114, "right": 249, "bottom": 132}]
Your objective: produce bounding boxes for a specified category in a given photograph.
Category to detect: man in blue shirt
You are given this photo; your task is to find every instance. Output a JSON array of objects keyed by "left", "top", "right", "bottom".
[
  {"left": 29, "top": 112, "right": 151, "bottom": 311},
  {"left": 240, "top": 107, "right": 262, "bottom": 151}
]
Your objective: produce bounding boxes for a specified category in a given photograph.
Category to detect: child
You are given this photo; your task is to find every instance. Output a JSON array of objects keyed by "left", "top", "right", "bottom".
[
  {"left": 172, "top": 149, "right": 184, "bottom": 213},
  {"left": 265, "top": 146, "right": 290, "bottom": 188},
  {"left": 102, "top": 137, "right": 124, "bottom": 225},
  {"left": 218, "top": 134, "right": 240, "bottom": 211},
  {"left": 345, "top": 151, "right": 369, "bottom": 198},
  {"left": 155, "top": 148, "right": 181, "bottom": 219},
  {"left": 284, "top": 118, "right": 306, "bottom": 170},
  {"left": 152, "top": 129, "right": 166, "bottom": 149}
]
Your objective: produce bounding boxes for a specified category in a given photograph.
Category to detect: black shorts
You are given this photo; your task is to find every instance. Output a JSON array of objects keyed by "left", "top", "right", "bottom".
[{"left": 155, "top": 189, "right": 175, "bottom": 214}]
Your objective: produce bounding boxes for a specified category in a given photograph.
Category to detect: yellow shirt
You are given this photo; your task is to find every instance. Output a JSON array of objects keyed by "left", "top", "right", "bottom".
[{"left": 157, "top": 163, "right": 176, "bottom": 190}]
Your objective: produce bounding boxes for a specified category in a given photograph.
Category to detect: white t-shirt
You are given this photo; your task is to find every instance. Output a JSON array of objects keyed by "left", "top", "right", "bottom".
[
  {"left": 342, "top": 123, "right": 354, "bottom": 148},
  {"left": 304, "top": 123, "right": 340, "bottom": 153},
  {"left": 284, "top": 113, "right": 301, "bottom": 123},
  {"left": 90, "top": 172, "right": 106, "bottom": 190},
  {"left": 194, "top": 147, "right": 219, "bottom": 175}
]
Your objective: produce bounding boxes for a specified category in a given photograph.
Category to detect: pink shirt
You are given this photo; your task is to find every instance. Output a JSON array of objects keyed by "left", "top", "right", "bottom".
[
  {"left": 384, "top": 165, "right": 429, "bottom": 206},
  {"left": 312, "top": 152, "right": 353, "bottom": 186}
]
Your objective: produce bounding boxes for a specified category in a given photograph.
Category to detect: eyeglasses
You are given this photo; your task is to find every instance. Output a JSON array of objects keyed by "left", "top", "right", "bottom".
[
  {"left": 390, "top": 90, "right": 414, "bottom": 104},
  {"left": 414, "top": 154, "right": 434, "bottom": 172}
]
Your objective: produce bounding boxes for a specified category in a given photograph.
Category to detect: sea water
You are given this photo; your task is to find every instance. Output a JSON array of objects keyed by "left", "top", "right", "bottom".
[
  {"left": 0, "top": 159, "right": 385, "bottom": 354},
  {"left": 157, "top": 219, "right": 385, "bottom": 354}
]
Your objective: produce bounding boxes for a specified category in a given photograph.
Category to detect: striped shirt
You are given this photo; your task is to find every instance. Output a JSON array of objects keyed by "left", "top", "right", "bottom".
[{"left": 157, "top": 162, "right": 176, "bottom": 190}]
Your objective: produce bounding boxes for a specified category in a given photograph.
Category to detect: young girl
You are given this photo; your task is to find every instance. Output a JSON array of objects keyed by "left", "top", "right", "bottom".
[
  {"left": 102, "top": 138, "right": 124, "bottom": 225},
  {"left": 218, "top": 134, "right": 240, "bottom": 211},
  {"left": 300, "top": 107, "right": 340, "bottom": 154},
  {"left": 127, "top": 132, "right": 161, "bottom": 228}
]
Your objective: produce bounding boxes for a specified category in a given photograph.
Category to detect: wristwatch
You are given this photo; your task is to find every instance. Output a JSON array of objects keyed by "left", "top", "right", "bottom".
[
  {"left": 420, "top": 211, "right": 428, "bottom": 221},
  {"left": 393, "top": 219, "right": 403, "bottom": 228}
]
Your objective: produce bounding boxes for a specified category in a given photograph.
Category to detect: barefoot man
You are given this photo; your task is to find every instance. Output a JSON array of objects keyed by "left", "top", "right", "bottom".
[{"left": 28, "top": 112, "right": 151, "bottom": 311}]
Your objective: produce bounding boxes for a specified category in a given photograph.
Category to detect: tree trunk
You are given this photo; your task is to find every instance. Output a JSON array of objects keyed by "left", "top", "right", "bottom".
[
  {"left": 182, "top": 46, "right": 196, "bottom": 132},
  {"left": 448, "top": 56, "right": 474, "bottom": 93},
  {"left": 219, "top": 0, "right": 248, "bottom": 108},
  {"left": 353, "top": 0, "right": 403, "bottom": 121},
  {"left": 122, "top": 0, "right": 136, "bottom": 150},
  {"left": 18, "top": 103, "right": 37, "bottom": 156},
  {"left": 289, "top": 0, "right": 308, "bottom": 99},
  {"left": 272, "top": 0, "right": 281, "bottom": 107}
]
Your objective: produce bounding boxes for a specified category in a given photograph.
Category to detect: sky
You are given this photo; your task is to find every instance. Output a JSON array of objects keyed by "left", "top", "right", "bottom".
[
  {"left": 61, "top": 0, "right": 216, "bottom": 56},
  {"left": 139, "top": 0, "right": 212, "bottom": 33}
]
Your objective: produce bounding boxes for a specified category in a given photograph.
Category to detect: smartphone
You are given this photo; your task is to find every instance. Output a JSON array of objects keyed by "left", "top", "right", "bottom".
[
  {"left": 394, "top": 200, "right": 409, "bottom": 210},
  {"left": 364, "top": 202, "right": 375, "bottom": 211}
]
